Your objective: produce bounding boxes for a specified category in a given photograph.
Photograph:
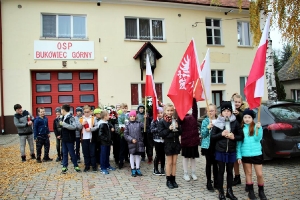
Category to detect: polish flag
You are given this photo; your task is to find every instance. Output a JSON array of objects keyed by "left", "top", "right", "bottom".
[
  {"left": 167, "top": 40, "right": 199, "bottom": 120},
  {"left": 244, "top": 13, "right": 271, "bottom": 109},
  {"left": 145, "top": 54, "right": 158, "bottom": 120},
  {"left": 193, "top": 48, "right": 211, "bottom": 101}
]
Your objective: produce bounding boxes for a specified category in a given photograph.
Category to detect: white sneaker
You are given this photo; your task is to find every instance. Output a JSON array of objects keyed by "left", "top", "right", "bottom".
[
  {"left": 183, "top": 172, "right": 190, "bottom": 181},
  {"left": 191, "top": 172, "right": 197, "bottom": 180}
]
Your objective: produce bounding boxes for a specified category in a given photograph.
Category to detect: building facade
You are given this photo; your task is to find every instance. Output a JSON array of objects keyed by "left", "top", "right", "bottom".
[{"left": 1, "top": 0, "right": 267, "bottom": 133}]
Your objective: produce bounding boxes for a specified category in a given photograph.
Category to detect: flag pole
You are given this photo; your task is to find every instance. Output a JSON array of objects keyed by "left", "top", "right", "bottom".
[
  {"left": 256, "top": 98, "right": 262, "bottom": 136},
  {"left": 144, "top": 96, "right": 147, "bottom": 132},
  {"left": 200, "top": 78, "right": 210, "bottom": 121}
]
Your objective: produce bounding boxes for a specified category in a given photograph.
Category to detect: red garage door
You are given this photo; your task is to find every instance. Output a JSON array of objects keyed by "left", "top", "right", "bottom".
[{"left": 32, "top": 70, "right": 98, "bottom": 131}]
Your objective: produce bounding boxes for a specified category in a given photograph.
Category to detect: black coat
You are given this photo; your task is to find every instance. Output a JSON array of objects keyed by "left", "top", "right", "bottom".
[
  {"left": 98, "top": 122, "right": 113, "bottom": 146},
  {"left": 157, "top": 119, "right": 182, "bottom": 143},
  {"left": 60, "top": 115, "right": 76, "bottom": 143},
  {"left": 210, "top": 120, "right": 244, "bottom": 153}
]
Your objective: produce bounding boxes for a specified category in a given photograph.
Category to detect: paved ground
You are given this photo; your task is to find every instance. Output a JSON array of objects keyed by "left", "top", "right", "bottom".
[{"left": 0, "top": 134, "right": 299, "bottom": 200}]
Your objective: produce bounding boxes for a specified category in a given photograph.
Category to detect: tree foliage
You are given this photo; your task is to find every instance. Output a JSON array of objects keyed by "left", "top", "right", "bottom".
[
  {"left": 273, "top": 49, "right": 281, "bottom": 72},
  {"left": 275, "top": 72, "right": 286, "bottom": 101},
  {"left": 280, "top": 44, "right": 293, "bottom": 67}
]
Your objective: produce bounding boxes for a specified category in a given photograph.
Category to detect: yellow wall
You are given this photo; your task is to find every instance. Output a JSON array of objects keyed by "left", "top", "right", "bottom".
[{"left": 1, "top": 0, "right": 266, "bottom": 115}]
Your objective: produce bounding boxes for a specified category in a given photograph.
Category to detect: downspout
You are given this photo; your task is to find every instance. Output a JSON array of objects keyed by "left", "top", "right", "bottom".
[{"left": 0, "top": 1, "right": 4, "bottom": 134}]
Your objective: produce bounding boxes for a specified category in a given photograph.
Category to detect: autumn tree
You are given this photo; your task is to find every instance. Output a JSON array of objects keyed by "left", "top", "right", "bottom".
[{"left": 280, "top": 44, "right": 293, "bottom": 68}]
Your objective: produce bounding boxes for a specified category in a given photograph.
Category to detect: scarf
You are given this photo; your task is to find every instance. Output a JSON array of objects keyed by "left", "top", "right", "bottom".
[
  {"left": 164, "top": 115, "right": 172, "bottom": 123},
  {"left": 214, "top": 114, "right": 236, "bottom": 130}
]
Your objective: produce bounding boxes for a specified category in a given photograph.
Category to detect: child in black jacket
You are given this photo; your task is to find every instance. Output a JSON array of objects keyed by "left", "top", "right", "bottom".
[
  {"left": 210, "top": 101, "right": 244, "bottom": 200},
  {"left": 53, "top": 107, "right": 62, "bottom": 162}
]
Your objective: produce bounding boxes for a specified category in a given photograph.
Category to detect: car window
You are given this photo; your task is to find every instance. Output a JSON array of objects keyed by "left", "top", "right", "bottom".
[{"left": 269, "top": 105, "right": 300, "bottom": 120}]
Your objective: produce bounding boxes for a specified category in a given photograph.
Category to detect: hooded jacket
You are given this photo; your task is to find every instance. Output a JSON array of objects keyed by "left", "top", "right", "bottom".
[
  {"left": 98, "top": 120, "right": 113, "bottom": 146},
  {"left": 124, "top": 120, "right": 145, "bottom": 154},
  {"left": 136, "top": 103, "right": 145, "bottom": 123},
  {"left": 13, "top": 110, "right": 34, "bottom": 136}
]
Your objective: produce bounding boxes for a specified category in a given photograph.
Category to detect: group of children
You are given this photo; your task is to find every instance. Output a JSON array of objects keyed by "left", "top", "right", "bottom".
[{"left": 14, "top": 92, "right": 267, "bottom": 200}]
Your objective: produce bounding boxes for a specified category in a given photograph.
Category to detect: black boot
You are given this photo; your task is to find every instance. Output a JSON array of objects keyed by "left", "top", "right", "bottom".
[
  {"left": 166, "top": 176, "right": 174, "bottom": 189},
  {"left": 258, "top": 185, "right": 267, "bottom": 200},
  {"left": 245, "top": 184, "right": 249, "bottom": 192},
  {"left": 153, "top": 158, "right": 161, "bottom": 175},
  {"left": 214, "top": 179, "right": 219, "bottom": 189},
  {"left": 232, "top": 175, "right": 241, "bottom": 186},
  {"left": 118, "top": 162, "right": 124, "bottom": 169},
  {"left": 21, "top": 156, "right": 26, "bottom": 162},
  {"left": 206, "top": 180, "right": 214, "bottom": 191},
  {"left": 31, "top": 154, "right": 36, "bottom": 159},
  {"left": 226, "top": 188, "right": 238, "bottom": 200},
  {"left": 160, "top": 168, "right": 165, "bottom": 176},
  {"left": 171, "top": 175, "right": 178, "bottom": 188},
  {"left": 247, "top": 184, "right": 257, "bottom": 200},
  {"left": 218, "top": 188, "right": 226, "bottom": 200},
  {"left": 36, "top": 157, "right": 42, "bottom": 163}
]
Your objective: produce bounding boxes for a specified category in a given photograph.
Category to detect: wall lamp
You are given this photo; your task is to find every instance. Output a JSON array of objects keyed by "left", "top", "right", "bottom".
[
  {"left": 192, "top": 22, "right": 202, "bottom": 27},
  {"left": 97, "top": 0, "right": 102, "bottom": 6},
  {"left": 225, "top": 9, "right": 233, "bottom": 15}
]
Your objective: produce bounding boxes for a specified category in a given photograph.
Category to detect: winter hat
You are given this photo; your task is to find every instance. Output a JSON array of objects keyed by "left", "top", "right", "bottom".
[
  {"left": 221, "top": 101, "right": 232, "bottom": 113},
  {"left": 55, "top": 107, "right": 61, "bottom": 113},
  {"left": 137, "top": 103, "right": 145, "bottom": 111},
  {"left": 93, "top": 108, "right": 101, "bottom": 115},
  {"left": 243, "top": 109, "right": 256, "bottom": 119},
  {"left": 75, "top": 107, "right": 83, "bottom": 113},
  {"left": 157, "top": 107, "right": 163, "bottom": 113},
  {"left": 129, "top": 110, "right": 137, "bottom": 117}
]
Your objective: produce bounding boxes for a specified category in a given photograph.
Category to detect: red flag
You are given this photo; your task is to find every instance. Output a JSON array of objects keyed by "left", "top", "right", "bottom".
[
  {"left": 244, "top": 14, "right": 271, "bottom": 109},
  {"left": 145, "top": 55, "right": 158, "bottom": 120},
  {"left": 167, "top": 40, "right": 199, "bottom": 120}
]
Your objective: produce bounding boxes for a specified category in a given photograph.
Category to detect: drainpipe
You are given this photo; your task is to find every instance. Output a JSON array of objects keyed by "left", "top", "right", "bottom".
[{"left": 0, "top": 2, "right": 5, "bottom": 134}]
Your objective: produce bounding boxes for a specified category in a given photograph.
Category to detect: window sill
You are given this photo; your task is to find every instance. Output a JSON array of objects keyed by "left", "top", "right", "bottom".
[
  {"left": 237, "top": 45, "right": 254, "bottom": 48},
  {"left": 211, "top": 83, "right": 226, "bottom": 85},
  {"left": 124, "top": 39, "right": 167, "bottom": 43},
  {"left": 39, "top": 37, "right": 89, "bottom": 41},
  {"left": 206, "top": 44, "right": 225, "bottom": 47}
]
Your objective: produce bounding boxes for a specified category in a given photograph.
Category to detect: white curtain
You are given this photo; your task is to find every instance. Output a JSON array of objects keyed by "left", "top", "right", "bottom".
[
  {"left": 139, "top": 19, "right": 150, "bottom": 40},
  {"left": 43, "top": 15, "right": 56, "bottom": 37},
  {"left": 73, "top": 16, "right": 86, "bottom": 38},
  {"left": 152, "top": 20, "right": 163, "bottom": 40},
  {"left": 237, "top": 22, "right": 250, "bottom": 46},
  {"left": 58, "top": 15, "right": 71, "bottom": 38},
  {"left": 125, "top": 19, "right": 137, "bottom": 39}
]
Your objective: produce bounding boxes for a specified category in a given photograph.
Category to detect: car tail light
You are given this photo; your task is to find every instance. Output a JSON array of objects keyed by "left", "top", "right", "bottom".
[{"left": 267, "top": 123, "right": 293, "bottom": 131}]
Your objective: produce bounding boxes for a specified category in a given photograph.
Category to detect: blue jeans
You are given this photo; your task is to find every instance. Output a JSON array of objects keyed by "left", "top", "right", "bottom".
[
  {"left": 75, "top": 138, "right": 81, "bottom": 160},
  {"left": 62, "top": 141, "right": 78, "bottom": 168},
  {"left": 100, "top": 145, "right": 111, "bottom": 170},
  {"left": 82, "top": 139, "right": 96, "bottom": 168}
]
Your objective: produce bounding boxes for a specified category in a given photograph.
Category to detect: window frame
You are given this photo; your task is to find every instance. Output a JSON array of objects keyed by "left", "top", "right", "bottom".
[
  {"left": 58, "top": 95, "right": 73, "bottom": 103},
  {"left": 291, "top": 89, "right": 300, "bottom": 102},
  {"left": 36, "top": 84, "right": 51, "bottom": 92},
  {"left": 124, "top": 17, "right": 165, "bottom": 41},
  {"left": 237, "top": 21, "right": 251, "bottom": 46},
  {"left": 211, "top": 70, "right": 224, "bottom": 84},
  {"left": 58, "top": 83, "right": 73, "bottom": 92},
  {"left": 41, "top": 14, "right": 87, "bottom": 39},
  {"left": 80, "top": 83, "right": 94, "bottom": 91},
  {"left": 240, "top": 76, "right": 248, "bottom": 100},
  {"left": 36, "top": 96, "right": 52, "bottom": 104},
  {"left": 80, "top": 94, "right": 95, "bottom": 103},
  {"left": 131, "top": 83, "right": 163, "bottom": 106},
  {"left": 205, "top": 18, "right": 222, "bottom": 45}
]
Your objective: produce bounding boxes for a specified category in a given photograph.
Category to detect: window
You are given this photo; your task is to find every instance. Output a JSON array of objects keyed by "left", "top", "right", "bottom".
[
  {"left": 36, "top": 73, "right": 50, "bottom": 80},
  {"left": 59, "top": 95, "right": 73, "bottom": 103},
  {"left": 212, "top": 91, "right": 223, "bottom": 108},
  {"left": 237, "top": 21, "right": 251, "bottom": 46},
  {"left": 80, "top": 95, "right": 94, "bottom": 103},
  {"left": 80, "top": 84, "right": 94, "bottom": 91},
  {"left": 58, "top": 72, "right": 72, "bottom": 80},
  {"left": 240, "top": 77, "right": 248, "bottom": 100},
  {"left": 131, "top": 83, "right": 163, "bottom": 105},
  {"left": 58, "top": 84, "right": 73, "bottom": 92},
  {"left": 80, "top": 72, "right": 93, "bottom": 80},
  {"left": 36, "top": 84, "right": 51, "bottom": 92},
  {"left": 206, "top": 18, "right": 222, "bottom": 45},
  {"left": 292, "top": 90, "right": 300, "bottom": 102},
  {"left": 125, "top": 18, "right": 164, "bottom": 40},
  {"left": 36, "top": 96, "right": 52, "bottom": 104},
  {"left": 211, "top": 70, "right": 224, "bottom": 84},
  {"left": 42, "top": 14, "right": 86, "bottom": 38}
]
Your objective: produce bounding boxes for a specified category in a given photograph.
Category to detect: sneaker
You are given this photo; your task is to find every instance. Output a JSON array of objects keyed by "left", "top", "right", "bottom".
[
  {"left": 131, "top": 169, "right": 137, "bottom": 177},
  {"left": 118, "top": 162, "right": 124, "bottom": 169},
  {"left": 191, "top": 172, "right": 197, "bottom": 180},
  {"left": 183, "top": 172, "right": 190, "bottom": 181},
  {"left": 21, "top": 156, "right": 26, "bottom": 162},
  {"left": 84, "top": 167, "right": 90, "bottom": 172},
  {"left": 62, "top": 167, "right": 68, "bottom": 174},
  {"left": 74, "top": 166, "right": 81, "bottom": 172},
  {"left": 92, "top": 167, "right": 97, "bottom": 172},
  {"left": 141, "top": 157, "right": 145, "bottom": 162},
  {"left": 101, "top": 169, "right": 109, "bottom": 175},
  {"left": 31, "top": 154, "right": 36, "bottom": 159},
  {"left": 136, "top": 168, "right": 143, "bottom": 176},
  {"left": 36, "top": 158, "right": 42, "bottom": 163},
  {"left": 107, "top": 166, "right": 116, "bottom": 171},
  {"left": 42, "top": 157, "right": 53, "bottom": 162},
  {"left": 153, "top": 169, "right": 162, "bottom": 176},
  {"left": 56, "top": 157, "right": 61, "bottom": 162}
]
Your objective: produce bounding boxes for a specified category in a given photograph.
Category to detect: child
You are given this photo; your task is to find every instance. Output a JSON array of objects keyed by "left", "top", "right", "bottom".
[
  {"left": 74, "top": 107, "right": 83, "bottom": 163},
  {"left": 117, "top": 103, "right": 130, "bottom": 169},
  {"left": 210, "top": 101, "right": 244, "bottom": 200},
  {"left": 93, "top": 108, "right": 102, "bottom": 165},
  {"left": 124, "top": 110, "right": 145, "bottom": 177},
  {"left": 34, "top": 107, "right": 52, "bottom": 163},
  {"left": 59, "top": 104, "right": 81, "bottom": 173},
  {"left": 80, "top": 105, "right": 98, "bottom": 172},
  {"left": 150, "top": 107, "right": 165, "bottom": 176},
  {"left": 53, "top": 107, "right": 63, "bottom": 162},
  {"left": 179, "top": 98, "right": 200, "bottom": 181},
  {"left": 158, "top": 103, "right": 181, "bottom": 189},
  {"left": 237, "top": 109, "right": 267, "bottom": 200},
  {"left": 98, "top": 110, "right": 116, "bottom": 174},
  {"left": 201, "top": 104, "right": 219, "bottom": 191},
  {"left": 231, "top": 93, "right": 249, "bottom": 186},
  {"left": 106, "top": 106, "right": 119, "bottom": 166}
]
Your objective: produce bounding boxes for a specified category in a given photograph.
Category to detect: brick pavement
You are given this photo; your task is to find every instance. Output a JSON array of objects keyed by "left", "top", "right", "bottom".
[{"left": 0, "top": 134, "right": 299, "bottom": 200}]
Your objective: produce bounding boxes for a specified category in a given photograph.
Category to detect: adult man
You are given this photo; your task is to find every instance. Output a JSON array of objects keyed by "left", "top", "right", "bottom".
[{"left": 13, "top": 104, "right": 36, "bottom": 162}]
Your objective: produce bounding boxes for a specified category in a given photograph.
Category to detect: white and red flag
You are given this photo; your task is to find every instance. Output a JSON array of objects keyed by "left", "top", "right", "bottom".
[
  {"left": 145, "top": 54, "right": 158, "bottom": 120},
  {"left": 167, "top": 40, "right": 199, "bottom": 120},
  {"left": 193, "top": 48, "right": 211, "bottom": 101},
  {"left": 244, "top": 13, "right": 271, "bottom": 109}
]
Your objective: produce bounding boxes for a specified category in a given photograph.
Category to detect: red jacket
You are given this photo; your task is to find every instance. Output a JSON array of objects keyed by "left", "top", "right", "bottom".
[{"left": 179, "top": 98, "right": 200, "bottom": 147}]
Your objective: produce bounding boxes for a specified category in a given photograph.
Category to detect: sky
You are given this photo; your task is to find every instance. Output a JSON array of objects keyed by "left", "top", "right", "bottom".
[{"left": 270, "top": 26, "right": 284, "bottom": 51}]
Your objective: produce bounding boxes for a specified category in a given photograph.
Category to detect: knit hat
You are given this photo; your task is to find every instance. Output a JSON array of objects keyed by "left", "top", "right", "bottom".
[
  {"left": 220, "top": 101, "right": 232, "bottom": 113},
  {"left": 137, "top": 103, "right": 145, "bottom": 111},
  {"left": 129, "top": 110, "right": 137, "bottom": 117},
  {"left": 243, "top": 109, "right": 256, "bottom": 119},
  {"left": 55, "top": 107, "right": 61, "bottom": 113},
  {"left": 157, "top": 107, "right": 163, "bottom": 113},
  {"left": 93, "top": 108, "right": 101, "bottom": 114},
  {"left": 75, "top": 107, "right": 83, "bottom": 113}
]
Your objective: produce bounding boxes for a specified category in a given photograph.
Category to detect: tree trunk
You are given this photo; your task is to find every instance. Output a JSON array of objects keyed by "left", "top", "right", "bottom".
[{"left": 260, "top": 10, "right": 277, "bottom": 101}]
